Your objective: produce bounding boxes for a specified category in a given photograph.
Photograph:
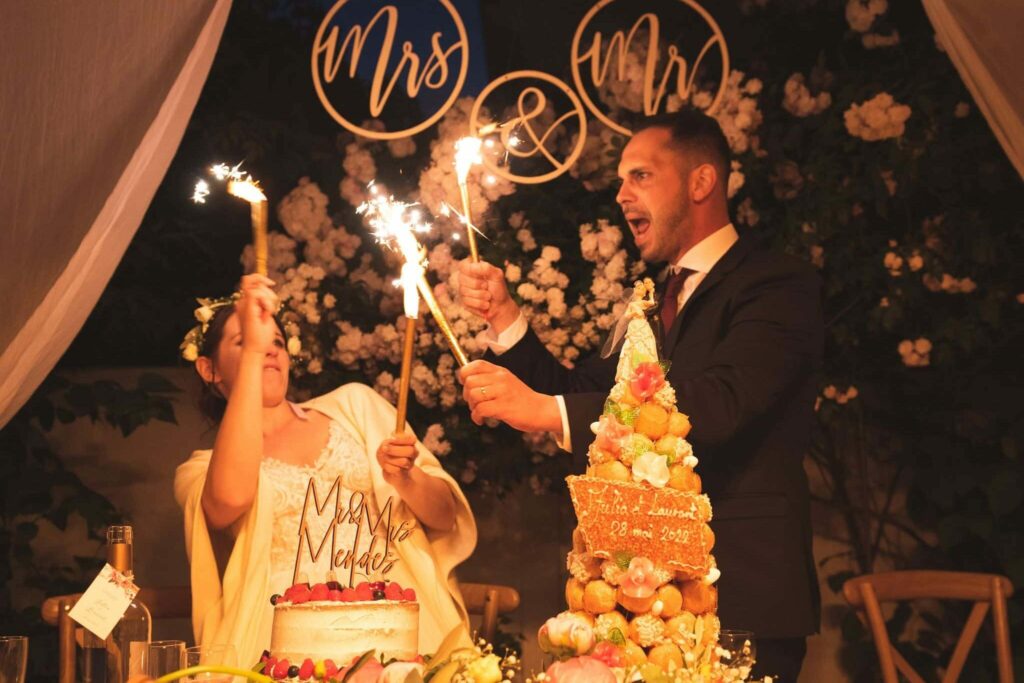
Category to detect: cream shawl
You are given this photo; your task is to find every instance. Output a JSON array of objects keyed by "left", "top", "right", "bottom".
[{"left": 173, "top": 383, "right": 477, "bottom": 665}]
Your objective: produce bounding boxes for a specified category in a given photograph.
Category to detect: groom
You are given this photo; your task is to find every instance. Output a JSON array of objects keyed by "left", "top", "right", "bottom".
[{"left": 457, "top": 108, "right": 823, "bottom": 680}]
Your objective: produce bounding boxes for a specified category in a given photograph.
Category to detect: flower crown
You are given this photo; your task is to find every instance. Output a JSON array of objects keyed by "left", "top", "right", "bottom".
[{"left": 180, "top": 293, "right": 302, "bottom": 362}]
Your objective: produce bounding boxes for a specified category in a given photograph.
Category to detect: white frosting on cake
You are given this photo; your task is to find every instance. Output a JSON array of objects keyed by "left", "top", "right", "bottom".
[{"left": 271, "top": 600, "right": 419, "bottom": 666}]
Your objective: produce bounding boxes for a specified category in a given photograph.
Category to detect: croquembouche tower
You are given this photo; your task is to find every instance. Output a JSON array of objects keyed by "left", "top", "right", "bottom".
[{"left": 539, "top": 279, "right": 743, "bottom": 681}]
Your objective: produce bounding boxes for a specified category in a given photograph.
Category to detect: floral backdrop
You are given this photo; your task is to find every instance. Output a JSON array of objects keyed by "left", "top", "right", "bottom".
[{"left": 3, "top": 0, "right": 1021, "bottom": 681}]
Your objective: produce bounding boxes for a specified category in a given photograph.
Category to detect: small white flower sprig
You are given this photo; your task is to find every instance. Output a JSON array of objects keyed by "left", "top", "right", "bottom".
[{"left": 179, "top": 292, "right": 302, "bottom": 362}]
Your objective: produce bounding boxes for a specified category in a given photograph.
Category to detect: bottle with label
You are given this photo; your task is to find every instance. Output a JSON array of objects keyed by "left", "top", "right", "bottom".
[{"left": 104, "top": 525, "right": 152, "bottom": 682}]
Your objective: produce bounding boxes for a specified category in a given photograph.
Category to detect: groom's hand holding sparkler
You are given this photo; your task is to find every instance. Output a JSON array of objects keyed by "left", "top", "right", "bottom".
[
  {"left": 458, "top": 361, "right": 562, "bottom": 435},
  {"left": 457, "top": 260, "right": 520, "bottom": 334}
]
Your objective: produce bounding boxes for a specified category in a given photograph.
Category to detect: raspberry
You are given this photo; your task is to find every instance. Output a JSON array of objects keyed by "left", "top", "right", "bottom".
[
  {"left": 291, "top": 586, "right": 312, "bottom": 604},
  {"left": 309, "top": 583, "right": 330, "bottom": 601},
  {"left": 402, "top": 587, "right": 416, "bottom": 601},
  {"left": 272, "top": 659, "right": 290, "bottom": 679},
  {"left": 340, "top": 587, "right": 358, "bottom": 602},
  {"left": 324, "top": 659, "right": 338, "bottom": 677},
  {"left": 354, "top": 583, "right": 374, "bottom": 601},
  {"left": 384, "top": 583, "right": 403, "bottom": 601},
  {"left": 327, "top": 589, "right": 344, "bottom": 601},
  {"left": 263, "top": 657, "right": 276, "bottom": 675},
  {"left": 299, "top": 659, "right": 314, "bottom": 679}
]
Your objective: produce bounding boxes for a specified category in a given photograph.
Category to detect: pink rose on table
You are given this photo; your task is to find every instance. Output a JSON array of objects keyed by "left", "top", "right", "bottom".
[
  {"left": 620, "top": 556, "right": 660, "bottom": 598},
  {"left": 629, "top": 362, "right": 665, "bottom": 400},
  {"left": 589, "top": 641, "right": 625, "bottom": 668},
  {"left": 338, "top": 656, "right": 383, "bottom": 683},
  {"left": 545, "top": 656, "right": 616, "bottom": 683},
  {"left": 593, "top": 414, "right": 632, "bottom": 455}
]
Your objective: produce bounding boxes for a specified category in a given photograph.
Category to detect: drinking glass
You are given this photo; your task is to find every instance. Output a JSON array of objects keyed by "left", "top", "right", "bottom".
[
  {"left": 144, "top": 640, "right": 187, "bottom": 677},
  {"left": 0, "top": 636, "right": 29, "bottom": 683},
  {"left": 182, "top": 644, "right": 238, "bottom": 682},
  {"left": 718, "top": 629, "right": 756, "bottom": 677}
]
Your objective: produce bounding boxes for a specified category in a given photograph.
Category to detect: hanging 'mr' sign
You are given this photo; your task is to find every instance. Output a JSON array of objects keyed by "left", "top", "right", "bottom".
[{"left": 312, "top": 0, "right": 730, "bottom": 181}]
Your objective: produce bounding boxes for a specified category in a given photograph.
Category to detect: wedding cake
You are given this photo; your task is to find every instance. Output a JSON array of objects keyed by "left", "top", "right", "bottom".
[
  {"left": 540, "top": 280, "right": 742, "bottom": 681},
  {"left": 260, "top": 580, "right": 419, "bottom": 680}
]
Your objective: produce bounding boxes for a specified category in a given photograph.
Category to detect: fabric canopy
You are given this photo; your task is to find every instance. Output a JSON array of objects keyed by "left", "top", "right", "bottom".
[
  {"left": 922, "top": 0, "right": 1024, "bottom": 179},
  {"left": 0, "top": 0, "right": 232, "bottom": 428}
]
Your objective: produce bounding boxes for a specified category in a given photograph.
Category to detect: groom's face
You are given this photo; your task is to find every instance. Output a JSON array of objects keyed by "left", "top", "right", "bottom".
[{"left": 616, "top": 126, "right": 692, "bottom": 265}]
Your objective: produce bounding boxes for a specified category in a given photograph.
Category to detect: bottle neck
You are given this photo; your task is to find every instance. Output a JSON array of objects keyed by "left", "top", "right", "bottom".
[{"left": 107, "top": 525, "right": 134, "bottom": 579}]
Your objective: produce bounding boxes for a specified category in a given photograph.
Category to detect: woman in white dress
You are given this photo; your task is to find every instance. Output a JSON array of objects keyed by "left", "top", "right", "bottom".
[{"left": 174, "top": 274, "right": 477, "bottom": 666}]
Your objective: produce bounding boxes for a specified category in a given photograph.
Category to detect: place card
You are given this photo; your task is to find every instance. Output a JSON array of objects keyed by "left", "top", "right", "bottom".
[
  {"left": 68, "top": 563, "right": 139, "bottom": 640},
  {"left": 568, "top": 475, "right": 712, "bottom": 575}
]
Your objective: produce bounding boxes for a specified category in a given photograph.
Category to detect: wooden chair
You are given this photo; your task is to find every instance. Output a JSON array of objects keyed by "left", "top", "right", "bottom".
[
  {"left": 459, "top": 582, "right": 520, "bottom": 642},
  {"left": 41, "top": 586, "right": 192, "bottom": 683},
  {"left": 843, "top": 571, "right": 1015, "bottom": 683}
]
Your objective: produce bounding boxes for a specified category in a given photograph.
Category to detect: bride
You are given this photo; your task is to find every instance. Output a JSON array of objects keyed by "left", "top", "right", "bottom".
[{"left": 174, "top": 274, "right": 476, "bottom": 665}]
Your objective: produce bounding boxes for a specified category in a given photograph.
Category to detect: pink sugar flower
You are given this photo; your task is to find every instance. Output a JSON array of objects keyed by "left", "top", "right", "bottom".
[
  {"left": 629, "top": 362, "right": 665, "bottom": 400},
  {"left": 620, "top": 557, "right": 660, "bottom": 598},
  {"left": 589, "top": 641, "right": 625, "bottom": 669},
  {"left": 593, "top": 414, "right": 632, "bottom": 456}
]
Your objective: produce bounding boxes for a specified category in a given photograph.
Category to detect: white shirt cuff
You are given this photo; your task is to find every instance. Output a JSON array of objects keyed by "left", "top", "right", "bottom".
[
  {"left": 555, "top": 395, "right": 572, "bottom": 453},
  {"left": 482, "top": 311, "right": 529, "bottom": 355}
]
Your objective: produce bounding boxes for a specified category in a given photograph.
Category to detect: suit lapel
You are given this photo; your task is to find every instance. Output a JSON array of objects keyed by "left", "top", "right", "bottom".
[{"left": 664, "top": 233, "right": 761, "bottom": 351}]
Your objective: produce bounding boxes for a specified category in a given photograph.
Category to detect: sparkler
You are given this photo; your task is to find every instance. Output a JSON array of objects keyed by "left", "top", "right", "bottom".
[
  {"left": 358, "top": 185, "right": 469, "bottom": 367},
  {"left": 192, "top": 162, "right": 268, "bottom": 276},
  {"left": 453, "top": 136, "right": 483, "bottom": 261}
]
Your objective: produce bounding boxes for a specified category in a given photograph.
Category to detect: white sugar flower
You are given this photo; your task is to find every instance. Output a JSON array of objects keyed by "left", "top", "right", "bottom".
[{"left": 632, "top": 452, "right": 671, "bottom": 488}]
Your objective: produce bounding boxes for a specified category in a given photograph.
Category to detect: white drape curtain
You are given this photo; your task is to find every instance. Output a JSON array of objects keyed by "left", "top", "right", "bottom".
[
  {"left": 0, "top": 0, "right": 232, "bottom": 428},
  {"left": 922, "top": 0, "right": 1024, "bottom": 179}
]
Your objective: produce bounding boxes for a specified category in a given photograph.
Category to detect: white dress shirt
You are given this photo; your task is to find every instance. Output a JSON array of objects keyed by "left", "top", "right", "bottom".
[{"left": 483, "top": 223, "right": 740, "bottom": 451}]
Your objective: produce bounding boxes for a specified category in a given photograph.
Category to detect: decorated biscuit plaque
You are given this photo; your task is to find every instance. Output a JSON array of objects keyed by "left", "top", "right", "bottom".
[{"left": 568, "top": 475, "right": 712, "bottom": 575}]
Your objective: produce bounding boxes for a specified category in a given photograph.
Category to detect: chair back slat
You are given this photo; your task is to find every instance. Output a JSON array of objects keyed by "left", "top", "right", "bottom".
[
  {"left": 944, "top": 602, "right": 989, "bottom": 682},
  {"left": 458, "top": 582, "right": 520, "bottom": 643},
  {"left": 843, "top": 571, "right": 1016, "bottom": 683}
]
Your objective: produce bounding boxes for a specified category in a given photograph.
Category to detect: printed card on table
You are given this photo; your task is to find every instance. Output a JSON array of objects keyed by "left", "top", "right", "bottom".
[{"left": 68, "top": 563, "right": 139, "bottom": 640}]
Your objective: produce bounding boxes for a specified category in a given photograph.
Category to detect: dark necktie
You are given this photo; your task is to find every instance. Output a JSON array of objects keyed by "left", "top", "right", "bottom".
[{"left": 660, "top": 268, "right": 691, "bottom": 334}]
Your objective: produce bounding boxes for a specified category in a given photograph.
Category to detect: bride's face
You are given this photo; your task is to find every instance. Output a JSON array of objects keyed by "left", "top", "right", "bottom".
[{"left": 203, "top": 311, "right": 290, "bottom": 407}]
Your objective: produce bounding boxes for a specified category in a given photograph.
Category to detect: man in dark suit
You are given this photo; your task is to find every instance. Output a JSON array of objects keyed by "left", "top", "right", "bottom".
[{"left": 457, "top": 108, "right": 822, "bottom": 680}]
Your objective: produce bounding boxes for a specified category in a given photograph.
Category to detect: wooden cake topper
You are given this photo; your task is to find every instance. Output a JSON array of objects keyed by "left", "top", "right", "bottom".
[{"left": 293, "top": 476, "right": 414, "bottom": 587}]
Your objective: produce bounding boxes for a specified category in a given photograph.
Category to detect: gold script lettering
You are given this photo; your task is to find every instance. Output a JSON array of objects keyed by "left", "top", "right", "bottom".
[
  {"left": 314, "top": 6, "right": 465, "bottom": 118},
  {"left": 576, "top": 14, "right": 719, "bottom": 116}
]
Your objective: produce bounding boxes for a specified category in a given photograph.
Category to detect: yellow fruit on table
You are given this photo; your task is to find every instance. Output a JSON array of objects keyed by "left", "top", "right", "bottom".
[
  {"left": 668, "top": 411, "right": 692, "bottom": 438},
  {"left": 583, "top": 579, "right": 617, "bottom": 614},
  {"left": 679, "top": 580, "right": 718, "bottom": 615},
  {"left": 616, "top": 586, "right": 656, "bottom": 614},
  {"left": 565, "top": 578, "right": 585, "bottom": 611},
  {"left": 621, "top": 639, "right": 648, "bottom": 666},
  {"left": 591, "top": 460, "right": 632, "bottom": 482},
  {"left": 668, "top": 465, "right": 702, "bottom": 493},
  {"left": 634, "top": 404, "right": 669, "bottom": 440},
  {"left": 648, "top": 642, "right": 684, "bottom": 671},
  {"left": 655, "top": 584, "right": 683, "bottom": 618}
]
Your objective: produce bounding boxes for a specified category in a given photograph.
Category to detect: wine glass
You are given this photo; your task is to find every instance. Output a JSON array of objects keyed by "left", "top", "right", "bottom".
[
  {"left": 144, "top": 640, "right": 187, "bottom": 677},
  {"left": 0, "top": 636, "right": 29, "bottom": 683},
  {"left": 718, "top": 629, "right": 756, "bottom": 678},
  {"left": 182, "top": 644, "right": 238, "bottom": 682}
]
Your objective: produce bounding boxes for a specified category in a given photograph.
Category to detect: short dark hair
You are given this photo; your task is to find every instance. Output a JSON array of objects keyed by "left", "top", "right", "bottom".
[{"left": 634, "top": 108, "right": 732, "bottom": 190}]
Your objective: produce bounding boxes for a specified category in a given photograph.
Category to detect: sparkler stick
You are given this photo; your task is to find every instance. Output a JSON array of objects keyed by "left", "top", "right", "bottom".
[
  {"left": 359, "top": 187, "right": 470, "bottom": 367},
  {"left": 395, "top": 261, "right": 421, "bottom": 432},
  {"left": 454, "top": 136, "right": 483, "bottom": 261},
  {"left": 192, "top": 163, "right": 268, "bottom": 276}
]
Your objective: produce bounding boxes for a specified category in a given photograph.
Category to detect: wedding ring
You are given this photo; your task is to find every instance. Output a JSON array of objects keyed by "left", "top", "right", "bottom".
[{"left": 480, "top": 387, "right": 488, "bottom": 397}]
